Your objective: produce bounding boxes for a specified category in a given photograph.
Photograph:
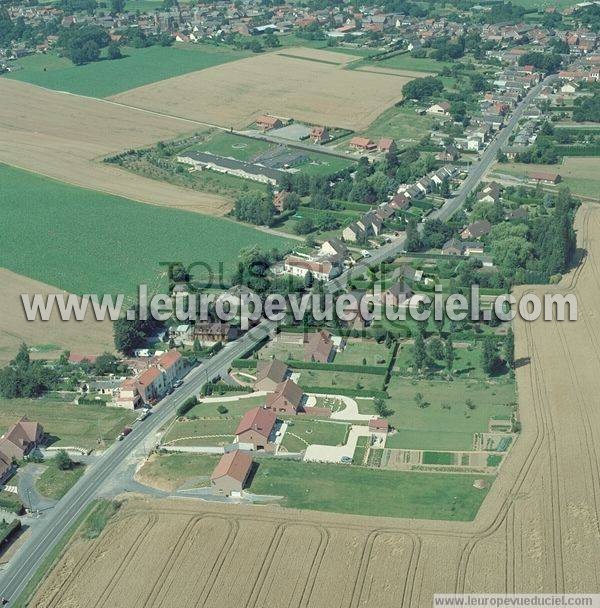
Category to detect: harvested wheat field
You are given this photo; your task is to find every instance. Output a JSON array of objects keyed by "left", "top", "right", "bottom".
[
  {"left": 273, "top": 47, "right": 359, "bottom": 65},
  {"left": 28, "top": 206, "right": 600, "bottom": 606},
  {"left": 110, "top": 48, "right": 415, "bottom": 131},
  {"left": 0, "top": 268, "right": 114, "bottom": 364},
  {"left": 0, "top": 79, "right": 231, "bottom": 215}
]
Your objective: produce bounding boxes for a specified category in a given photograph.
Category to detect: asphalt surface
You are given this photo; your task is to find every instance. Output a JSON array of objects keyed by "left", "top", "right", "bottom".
[{"left": 0, "top": 77, "right": 550, "bottom": 605}]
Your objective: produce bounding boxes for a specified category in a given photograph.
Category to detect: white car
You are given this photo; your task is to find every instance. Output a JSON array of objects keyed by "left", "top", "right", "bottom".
[{"left": 361, "top": 250, "right": 371, "bottom": 257}]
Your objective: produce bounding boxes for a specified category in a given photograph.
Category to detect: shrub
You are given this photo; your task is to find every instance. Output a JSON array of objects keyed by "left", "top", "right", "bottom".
[
  {"left": 176, "top": 396, "right": 198, "bottom": 417},
  {"left": 217, "top": 405, "right": 228, "bottom": 414}
]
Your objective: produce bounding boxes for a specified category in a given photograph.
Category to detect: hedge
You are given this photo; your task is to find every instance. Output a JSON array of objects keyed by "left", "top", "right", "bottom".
[
  {"left": 176, "top": 396, "right": 198, "bottom": 417},
  {"left": 0, "top": 492, "right": 23, "bottom": 515},
  {"left": 0, "top": 519, "right": 21, "bottom": 549},
  {"left": 298, "top": 385, "right": 388, "bottom": 399},
  {"left": 231, "top": 359, "right": 258, "bottom": 369},
  {"left": 286, "top": 359, "right": 387, "bottom": 375}
]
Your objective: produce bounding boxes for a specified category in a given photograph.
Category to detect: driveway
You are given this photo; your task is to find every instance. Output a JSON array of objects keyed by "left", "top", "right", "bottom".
[
  {"left": 305, "top": 394, "right": 376, "bottom": 422},
  {"left": 303, "top": 425, "right": 384, "bottom": 463},
  {"left": 16, "top": 464, "right": 57, "bottom": 513}
]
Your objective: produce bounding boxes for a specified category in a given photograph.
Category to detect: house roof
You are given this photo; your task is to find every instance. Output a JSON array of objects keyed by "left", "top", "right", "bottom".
[
  {"left": 210, "top": 450, "right": 253, "bottom": 482},
  {"left": 386, "top": 281, "right": 413, "bottom": 299},
  {"left": 138, "top": 366, "right": 162, "bottom": 387},
  {"left": 158, "top": 349, "right": 181, "bottom": 370},
  {"left": 305, "top": 330, "right": 334, "bottom": 361},
  {"left": 235, "top": 406, "right": 277, "bottom": 437},
  {"left": 256, "top": 114, "right": 281, "bottom": 126},
  {"left": 369, "top": 418, "right": 389, "bottom": 431},
  {"left": 285, "top": 256, "right": 333, "bottom": 275},
  {"left": 256, "top": 359, "right": 289, "bottom": 385},
  {"left": 378, "top": 137, "right": 395, "bottom": 150},
  {"left": 463, "top": 219, "right": 491, "bottom": 238},
  {"left": 268, "top": 379, "right": 304, "bottom": 407},
  {"left": 2, "top": 417, "right": 42, "bottom": 449},
  {"left": 349, "top": 136, "right": 375, "bottom": 147}
]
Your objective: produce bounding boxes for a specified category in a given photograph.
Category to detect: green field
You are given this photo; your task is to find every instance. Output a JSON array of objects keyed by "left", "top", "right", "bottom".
[
  {"left": 281, "top": 419, "right": 348, "bottom": 452},
  {"left": 249, "top": 459, "right": 491, "bottom": 520},
  {"left": 298, "top": 369, "right": 384, "bottom": 392},
  {"left": 363, "top": 376, "right": 515, "bottom": 451},
  {"left": 139, "top": 453, "right": 219, "bottom": 491},
  {"left": 0, "top": 164, "right": 293, "bottom": 295},
  {"left": 2, "top": 44, "right": 249, "bottom": 98},
  {"left": 188, "top": 131, "right": 355, "bottom": 177},
  {"left": 0, "top": 398, "right": 137, "bottom": 449},
  {"left": 361, "top": 104, "right": 438, "bottom": 144},
  {"left": 334, "top": 339, "right": 391, "bottom": 366},
  {"left": 374, "top": 53, "right": 451, "bottom": 73}
]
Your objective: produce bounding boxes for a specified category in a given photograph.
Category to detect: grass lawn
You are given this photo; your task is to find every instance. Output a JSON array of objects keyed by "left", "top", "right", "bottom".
[
  {"left": 137, "top": 452, "right": 219, "bottom": 491},
  {"left": 374, "top": 53, "right": 452, "bottom": 73},
  {"left": 36, "top": 461, "right": 85, "bottom": 500},
  {"left": 281, "top": 419, "right": 348, "bottom": 452},
  {"left": 0, "top": 490, "right": 24, "bottom": 514},
  {"left": 191, "top": 396, "right": 265, "bottom": 418},
  {"left": 258, "top": 336, "right": 305, "bottom": 361},
  {"left": 366, "top": 377, "right": 515, "bottom": 451},
  {"left": 297, "top": 369, "right": 385, "bottom": 392},
  {"left": 492, "top": 158, "right": 600, "bottom": 201},
  {"left": 361, "top": 104, "right": 438, "bottom": 144},
  {"left": 249, "top": 459, "right": 491, "bottom": 520},
  {"left": 0, "top": 398, "right": 137, "bottom": 449},
  {"left": 0, "top": 164, "right": 293, "bottom": 296},
  {"left": 163, "top": 417, "right": 239, "bottom": 446},
  {"left": 334, "top": 339, "right": 391, "bottom": 366},
  {"left": 2, "top": 44, "right": 250, "bottom": 98}
]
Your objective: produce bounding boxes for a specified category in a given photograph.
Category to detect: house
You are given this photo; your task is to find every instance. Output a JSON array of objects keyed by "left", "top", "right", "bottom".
[
  {"left": 193, "top": 322, "right": 234, "bottom": 346},
  {"left": 463, "top": 242, "right": 484, "bottom": 256},
  {"left": 137, "top": 366, "right": 166, "bottom": 404},
  {"left": 0, "top": 452, "right": 14, "bottom": 484},
  {"left": 235, "top": 407, "right": 276, "bottom": 450},
  {"left": 342, "top": 222, "right": 366, "bottom": 242},
  {"left": 477, "top": 182, "right": 501, "bottom": 204},
  {"left": 392, "top": 264, "right": 423, "bottom": 283},
  {"left": 210, "top": 450, "right": 253, "bottom": 496},
  {"left": 436, "top": 144, "right": 459, "bottom": 162},
  {"left": 256, "top": 115, "right": 283, "bottom": 131},
  {"left": 157, "top": 350, "right": 185, "bottom": 387},
  {"left": 369, "top": 418, "right": 389, "bottom": 434},
  {"left": 529, "top": 172, "right": 562, "bottom": 185},
  {"left": 358, "top": 212, "right": 383, "bottom": 236},
  {"left": 68, "top": 353, "right": 99, "bottom": 365},
  {"left": 426, "top": 101, "right": 451, "bottom": 115},
  {"left": 349, "top": 136, "right": 376, "bottom": 151},
  {"left": 0, "top": 417, "right": 44, "bottom": 461},
  {"left": 283, "top": 255, "right": 338, "bottom": 282},
  {"left": 113, "top": 377, "right": 143, "bottom": 410},
  {"left": 310, "top": 126, "right": 329, "bottom": 144},
  {"left": 304, "top": 330, "right": 335, "bottom": 363},
  {"left": 377, "top": 137, "right": 396, "bottom": 153},
  {"left": 319, "top": 238, "right": 348, "bottom": 260},
  {"left": 265, "top": 379, "right": 305, "bottom": 414},
  {"left": 384, "top": 281, "right": 413, "bottom": 307},
  {"left": 273, "top": 190, "right": 289, "bottom": 212},
  {"left": 254, "top": 359, "right": 289, "bottom": 392},
  {"left": 461, "top": 219, "right": 491, "bottom": 240},
  {"left": 442, "top": 238, "right": 464, "bottom": 256},
  {"left": 390, "top": 193, "right": 409, "bottom": 210}
]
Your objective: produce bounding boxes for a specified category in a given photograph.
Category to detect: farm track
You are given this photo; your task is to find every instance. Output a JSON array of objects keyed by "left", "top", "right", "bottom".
[{"left": 29, "top": 205, "right": 600, "bottom": 606}]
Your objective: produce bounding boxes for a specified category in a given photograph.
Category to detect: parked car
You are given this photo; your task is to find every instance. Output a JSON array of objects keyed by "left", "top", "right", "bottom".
[
  {"left": 173, "top": 380, "right": 184, "bottom": 389},
  {"left": 137, "top": 409, "right": 151, "bottom": 422},
  {"left": 340, "top": 456, "right": 353, "bottom": 464}
]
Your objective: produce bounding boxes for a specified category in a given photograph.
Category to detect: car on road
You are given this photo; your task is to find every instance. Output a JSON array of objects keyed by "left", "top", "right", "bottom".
[
  {"left": 118, "top": 426, "right": 133, "bottom": 441},
  {"left": 340, "top": 456, "right": 353, "bottom": 464},
  {"left": 137, "top": 409, "right": 151, "bottom": 422},
  {"left": 173, "top": 380, "right": 184, "bottom": 389},
  {"left": 360, "top": 250, "right": 371, "bottom": 257}
]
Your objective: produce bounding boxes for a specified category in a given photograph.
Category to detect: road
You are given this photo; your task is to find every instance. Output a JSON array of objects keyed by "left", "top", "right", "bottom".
[{"left": 0, "top": 77, "right": 549, "bottom": 605}]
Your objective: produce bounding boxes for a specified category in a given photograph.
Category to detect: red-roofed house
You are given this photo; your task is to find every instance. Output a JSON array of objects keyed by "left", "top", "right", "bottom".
[
  {"left": 256, "top": 115, "right": 283, "bottom": 131},
  {"left": 0, "top": 417, "right": 44, "bottom": 460},
  {"left": 349, "top": 137, "right": 376, "bottom": 151},
  {"left": 265, "top": 379, "right": 305, "bottom": 415},
  {"left": 235, "top": 407, "right": 277, "bottom": 450},
  {"left": 529, "top": 172, "right": 562, "bottom": 184},
  {"left": 369, "top": 418, "right": 389, "bottom": 434},
  {"left": 211, "top": 450, "right": 253, "bottom": 496},
  {"left": 157, "top": 349, "right": 185, "bottom": 386},
  {"left": 304, "top": 330, "right": 335, "bottom": 363},
  {"left": 310, "top": 126, "right": 329, "bottom": 144},
  {"left": 378, "top": 138, "right": 396, "bottom": 153}
]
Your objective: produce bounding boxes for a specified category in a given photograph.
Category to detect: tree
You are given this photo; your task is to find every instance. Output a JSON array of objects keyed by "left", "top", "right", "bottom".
[
  {"left": 405, "top": 217, "right": 421, "bottom": 252},
  {"left": 107, "top": 42, "right": 122, "bottom": 60},
  {"left": 402, "top": 76, "right": 444, "bottom": 101},
  {"left": 94, "top": 353, "right": 119, "bottom": 375},
  {"left": 427, "top": 337, "right": 445, "bottom": 361},
  {"left": 304, "top": 270, "right": 314, "bottom": 289},
  {"left": 374, "top": 398, "right": 393, "bottom": 417},
  {"left": 504, "top": 327, "right": 515, "bottom": 369},
  {"left": 217, "top": 404, "right": 228, "bottom": 414},
  {"left": 234, "top": 191, "right": 276, "bottom": 227},
  {"left": 444, "top": 338, "right": 455, "bottom": 372},
  {"left": 466, "top": 398, "right": 475, "bottom": 410},
  {"left": 295, "top": 218, "right": 316, "bottom": 235},
  {"left": 412, "top": 331, "right": 427, "bottom": 371},
  {"left": 414, "top": 392, "right": 426, "bottom": 408},
  {"left": 481, "top": 336, "right": 498, "bottom": 375},
  {"left": 110, "top": 0, "right": 125, "bottom": 12},
  {"left": 54, "top": 450, "right": 73, "bottom": 471}
]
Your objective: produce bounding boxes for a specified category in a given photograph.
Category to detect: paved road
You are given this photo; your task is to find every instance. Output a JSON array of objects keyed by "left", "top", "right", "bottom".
[{"left": 0, "top": 77, "right": 549, "bottom": 605}]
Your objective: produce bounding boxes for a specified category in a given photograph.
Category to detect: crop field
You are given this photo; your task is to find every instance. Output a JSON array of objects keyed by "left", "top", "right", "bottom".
[
  {"left": 2, "top": 44, "right": 249, "bottom": 98},
  {"left": 29, "top": 204, "right": 600, "bottom": 606},
  {"left": 0, "top": 164, "right": 293, "bottom": 296},
  {"left": 360, "top": 103, "right": 439, "bottom": 144},
  {"left": 0, "top": 78, "right": 232, "bottom": 215},
  {"left": 0, "top": 268, "right": 114, "bottom": 364},
  {"left": 364, "top": 52, "right": 449, "bottom": 73},
  {"left": 0, "top": 398, "right": 136, "bottom": 449},
  {"left": 110, "top": 48, "right": 419, "bottom": 131}
]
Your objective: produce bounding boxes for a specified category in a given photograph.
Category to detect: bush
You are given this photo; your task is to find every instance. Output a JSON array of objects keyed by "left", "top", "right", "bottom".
[
  {"left": 217, "top": 405, "right": 228, "bottom": 414},
  {"left": 0, "top": 492, "right": 24, "bottom": 515},
  {"left": 176, "top": 396, "right": 198, "bottom": 417},
  {"left": 54, "top": 450, "right": 73, "bottom": 471}
]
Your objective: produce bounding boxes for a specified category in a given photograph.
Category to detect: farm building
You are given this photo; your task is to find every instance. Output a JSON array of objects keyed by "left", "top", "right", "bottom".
[
  {"left": 426, "top": 102, "right": 450, "bottom": 115},
  {"left": 254, "top": 359, "right": 290, "bottom": 392},
  {"left": 528, "top": 172, "right": 562, "bottom": 185},
  {"left": 253, "top": 146, "right": 309, "bottom": 169},
  {"left": 235, "top": 407, "right": 277, "bottom": 450},
  {"left": 283, "top": 255, "right": 340, "bottom": 282},
  {"left": 265, "top": 379, "right": 305, "bottom": 415},
  {"left": 210, "top": 450, "right": 253, "bottom": 497},
  {"left": 176, "top": 152, "right": 284, "bottom": 185}
]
